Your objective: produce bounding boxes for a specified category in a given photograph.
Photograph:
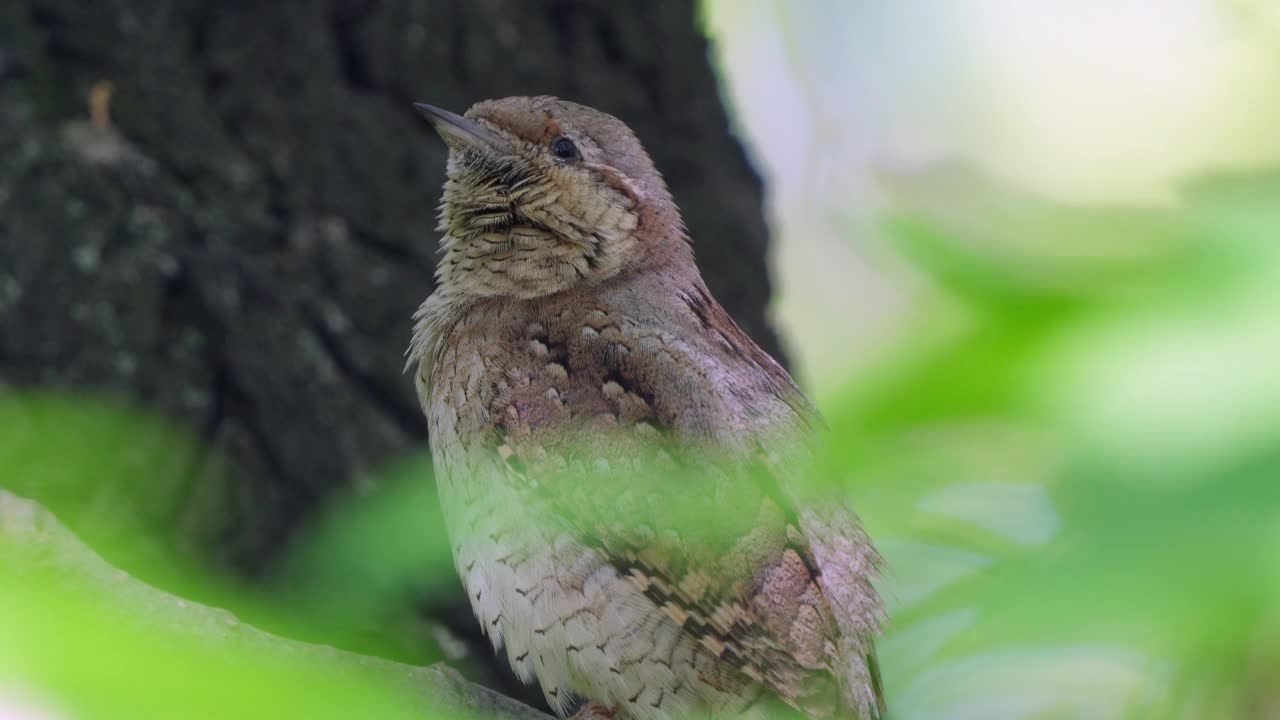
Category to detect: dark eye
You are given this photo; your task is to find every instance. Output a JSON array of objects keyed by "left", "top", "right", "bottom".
[{"left": 550, "top": 136, "right": 578, "bottom": 161}]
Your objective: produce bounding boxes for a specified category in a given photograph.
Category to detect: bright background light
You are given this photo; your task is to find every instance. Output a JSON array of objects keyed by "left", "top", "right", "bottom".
[{"left": 702, "top": 0, "right": 1280, "bottom": 397}]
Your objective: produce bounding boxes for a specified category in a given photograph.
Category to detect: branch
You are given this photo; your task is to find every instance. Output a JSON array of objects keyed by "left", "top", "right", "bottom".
[{"left": 0, "top": 489, "right": 550, "bottom": 720}]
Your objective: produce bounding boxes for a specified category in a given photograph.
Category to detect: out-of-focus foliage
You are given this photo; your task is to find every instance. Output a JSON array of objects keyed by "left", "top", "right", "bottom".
[
  {"left": 0, "top": 570, "right": 452, "bottom": 720},
  {"left": 0, "top": 390, "right": 210, "bottom": 582},
  {"left": 0, "top": 393, "right": 464, "bottom": 720},
  {"left": 829, "top": 165, "right": 1280, "bottom": 719},
  {"left": 702, "top": 6, "right": 1280, "bottom": 712}
]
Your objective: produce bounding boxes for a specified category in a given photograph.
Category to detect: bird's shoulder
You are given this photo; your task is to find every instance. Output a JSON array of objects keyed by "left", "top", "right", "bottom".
[{"left": 420, "top": 269, "right": 810, "bottom": 443}]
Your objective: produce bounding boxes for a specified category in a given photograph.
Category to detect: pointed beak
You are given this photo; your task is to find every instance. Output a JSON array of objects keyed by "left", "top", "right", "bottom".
[{"left": 413, "top": 103, "right": 506, "bottom": 151}]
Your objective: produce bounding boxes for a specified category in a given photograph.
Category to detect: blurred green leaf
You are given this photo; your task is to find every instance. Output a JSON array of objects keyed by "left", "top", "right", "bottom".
[{"left": 843, "top": 164, "right": 1280, "bottom": 718}]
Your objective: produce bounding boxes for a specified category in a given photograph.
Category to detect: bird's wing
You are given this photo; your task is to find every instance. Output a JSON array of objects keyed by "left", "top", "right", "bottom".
[{"left": 486, "top": 305, "right": 885, "bottom": 717}]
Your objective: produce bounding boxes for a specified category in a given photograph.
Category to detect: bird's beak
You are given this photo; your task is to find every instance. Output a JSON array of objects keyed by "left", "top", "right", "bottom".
[{"left": 413, "top": 103, "right": 506, "bottom": 151}]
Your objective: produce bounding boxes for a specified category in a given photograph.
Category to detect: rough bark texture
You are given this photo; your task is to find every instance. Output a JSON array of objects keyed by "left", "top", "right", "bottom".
[
  {"left": 0, "top": 0, "right": 778, "bottom": 569},
  {"left": 0, "top": 0, "right": 780, "bottom": 709}
]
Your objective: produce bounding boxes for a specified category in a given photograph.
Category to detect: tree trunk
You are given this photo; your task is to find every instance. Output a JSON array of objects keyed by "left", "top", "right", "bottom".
[{"left": 0, "top": 0, "right": 781, "bottom": 706}]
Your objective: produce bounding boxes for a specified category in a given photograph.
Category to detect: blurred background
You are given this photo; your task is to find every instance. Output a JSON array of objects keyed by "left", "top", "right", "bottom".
[
  {"left": 2, "top": 1, "right": 1279, "bottom": 718},
  {"left": 706, "top": 0, "right": 1280, "bottom": 395}
]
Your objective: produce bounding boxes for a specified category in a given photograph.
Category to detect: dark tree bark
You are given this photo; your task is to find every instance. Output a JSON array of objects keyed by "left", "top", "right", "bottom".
[{"left": 0, "top": 0, "right": 780, "bottom": 706}]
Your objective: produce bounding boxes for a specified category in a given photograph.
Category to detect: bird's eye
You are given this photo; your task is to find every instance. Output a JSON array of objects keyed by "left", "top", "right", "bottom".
[{"left": 550, "top": 136, "right": 579, "bottom": 161}]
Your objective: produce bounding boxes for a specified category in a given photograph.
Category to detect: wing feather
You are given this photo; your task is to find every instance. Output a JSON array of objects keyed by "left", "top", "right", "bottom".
[{"left": 483, "top": 306, "right": 885, "bottom": 716}]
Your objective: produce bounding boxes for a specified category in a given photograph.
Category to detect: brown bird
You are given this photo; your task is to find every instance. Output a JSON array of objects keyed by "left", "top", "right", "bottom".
[{"left": 408, "top": 96, "right": 884, "bottom": 719}]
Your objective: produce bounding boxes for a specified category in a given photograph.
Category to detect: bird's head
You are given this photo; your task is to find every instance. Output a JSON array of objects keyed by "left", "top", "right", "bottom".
[{"left": 415, "top": 96, "right": 688, "bottom": 299}]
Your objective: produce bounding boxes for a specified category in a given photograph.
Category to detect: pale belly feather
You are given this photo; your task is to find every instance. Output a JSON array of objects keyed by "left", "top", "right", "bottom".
[{"left": 437, "top": 464, "right": 758, "bottom": 719}]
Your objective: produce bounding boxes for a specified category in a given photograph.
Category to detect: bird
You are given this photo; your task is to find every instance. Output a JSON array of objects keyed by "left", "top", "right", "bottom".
[{"left": 407, "top": 96, "right": 884, "bottom": 719}]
